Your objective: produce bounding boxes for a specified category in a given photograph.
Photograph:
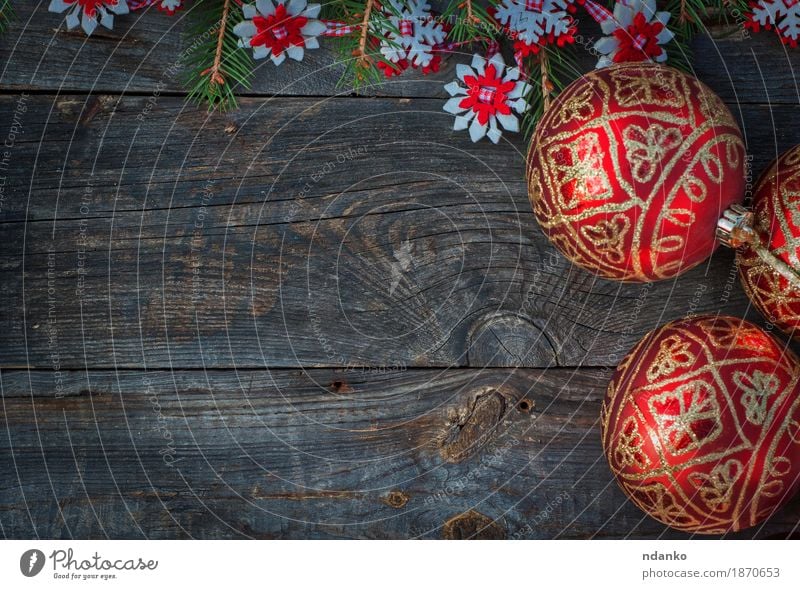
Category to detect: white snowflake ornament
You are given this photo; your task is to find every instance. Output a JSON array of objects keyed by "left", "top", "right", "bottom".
[
  {"left": 590, "top": 0, "right": 674, "bottom": 69},
  {"left": 492, "top": 0, "right": 577, "bottom": 52},
  {"left": 49, "top": 0, "right": 130, "bottom": 35},
  {"left": 748, "top": 0, "right": 800, "bottom": 47},
  {"left": 233, "top": 0, "right": 326, "bottom": 66},
  {"left": 377, "top": 0, "right": 447, "bottom": 68},
  {"left": 443, "top": 53, "right": 531, "bottom": 144}
]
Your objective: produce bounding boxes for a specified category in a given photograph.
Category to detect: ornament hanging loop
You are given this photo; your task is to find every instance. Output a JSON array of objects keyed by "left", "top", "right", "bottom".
[
  {"left": 717, "top": 204, "right": 800, "bottom": 290},
  {"left": 716, "top": 204, "right": 757, "bottom": 248}
]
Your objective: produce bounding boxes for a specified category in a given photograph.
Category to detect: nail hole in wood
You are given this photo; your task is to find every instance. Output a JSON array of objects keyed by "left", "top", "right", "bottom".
[{"left": 330, "top": 380, "right": 351, "bottom": 393}]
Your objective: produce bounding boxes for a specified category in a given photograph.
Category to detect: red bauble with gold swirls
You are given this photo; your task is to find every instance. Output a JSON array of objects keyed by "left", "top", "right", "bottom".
[
  {"left": 602, "top": 315, "right": 800, "bottom": 534},
  {"left": 738, "top": 145, "right": 800, "bottom": 339},
  {"left": 527, "top": 63, "right": 747, "bottom": 282}
]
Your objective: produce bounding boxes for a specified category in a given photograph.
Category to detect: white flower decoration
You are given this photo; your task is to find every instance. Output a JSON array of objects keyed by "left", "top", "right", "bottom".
[
  {"left": 49, "top": 0, "right": 130, "bottom": 36},
  {"left": 378, "top": 0, "right": 446, "bottom": 68},
  {"left": 443, "top": 53, "right": 531, "bottom": 144},
  {"left": 233, "top": 0, "right": 326, "bottom": 66},
  {"left": 593, "top": 0, "right": 674, "bottom": 70},
  {"left": 493, "top": 0, "right": 576, "bottom": 49}
]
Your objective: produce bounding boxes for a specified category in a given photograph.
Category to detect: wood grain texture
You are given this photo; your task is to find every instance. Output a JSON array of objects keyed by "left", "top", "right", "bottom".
[
  {"left": 2, "top": 4, "right": 800, "bottom": 540},
  {"left": 2, "top": 368, "right": 798, "bottom": 539},
  {"left": 2, "top": 95, "right": 798, "bottom": 370}
]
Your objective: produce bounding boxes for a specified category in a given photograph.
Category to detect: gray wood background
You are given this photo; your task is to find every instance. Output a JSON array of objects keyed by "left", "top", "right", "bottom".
[{"left": 1, "top": 1, "right": 800, "bottom": 539}]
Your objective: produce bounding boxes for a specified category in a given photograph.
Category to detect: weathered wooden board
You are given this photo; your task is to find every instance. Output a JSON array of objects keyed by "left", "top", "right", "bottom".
[
  {"left": 2, "top": 368, "right": 798, "bottom": 539},
  {"left": 2, "top": 4, "right": 800, "bottom": 541},
  {"left": 2, "top": 3, "right": 800, "bottom": 104},
  {"left": 4, "top": 96, "right": 798, "bottom": 370}
]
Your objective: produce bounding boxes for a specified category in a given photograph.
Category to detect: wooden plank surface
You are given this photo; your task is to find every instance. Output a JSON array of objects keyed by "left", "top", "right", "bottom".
[
  {"left": 2, "top": 95, "right": 798, "bottom": 370},
  {"left": 2, "top": 368, "right": 799, "bottom": 539},
  {"left": 2, "top": 3, "right": 800, "bottom": 540}
]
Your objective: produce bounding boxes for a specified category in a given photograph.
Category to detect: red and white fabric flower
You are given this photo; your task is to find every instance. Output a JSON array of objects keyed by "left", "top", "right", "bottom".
[
  {"left": 491, "top": 0, "right": 578, "bottom": 56},
  {"left": 234, "top": 0, "right": 326, "bottom": 65},
  {"left": 49, "top": 0, "right": 130, "bottom": 35},
  {"left": 377, "top": 0, "right": 446, "bottom": 68},
  {"left": 591, "top": 0, "right": 674, "bottom": 69},
  {"left": 443, "top": 53, "right": 531, "bottom": 144},
  {"left": 747, "top": 0, "right": 800, "bottom": 47}
]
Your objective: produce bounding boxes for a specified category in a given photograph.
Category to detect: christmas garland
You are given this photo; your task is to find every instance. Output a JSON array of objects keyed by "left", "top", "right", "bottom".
[{"left": 31, "top": 0, "right": 800, "bottom": 143}]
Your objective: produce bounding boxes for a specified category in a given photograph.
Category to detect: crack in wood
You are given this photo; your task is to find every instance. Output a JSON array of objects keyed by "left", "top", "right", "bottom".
[{"left": 251, "top": 489, "right": 362, "bottom": 501}]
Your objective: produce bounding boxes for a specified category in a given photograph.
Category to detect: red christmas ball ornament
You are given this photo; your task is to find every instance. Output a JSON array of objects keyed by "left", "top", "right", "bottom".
[
  {"left": 729, "top": 145, "right": 800, "bottom": 339},
  {"left": 527, "top": 62, "right": 747, "bottom": 282},
  {"left": 602, "top": 315, "right": 800, "bottom": 534}
]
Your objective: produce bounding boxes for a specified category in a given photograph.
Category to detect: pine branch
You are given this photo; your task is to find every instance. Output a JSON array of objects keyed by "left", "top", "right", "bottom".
[
  {"left": 206, "top": 0, "right": 235, "bottom": 86},
  {"left": 446, "top": 0, "right": 497, "bottom": 44},
  {"left": 461, "top": 0, "right": 478, "bottom": 24},
  {"left": 708, "top": 0, "right": 752, "bottom": 26},
  {"left": 540, "top": 50, "right": 553, "bottom": 112},
  {"left": 0, "top": 0, "right": 14, "bottom": 35},
  {"left": 679, "top": 0, "right": 691, "bottom": 24},
  {"left": 324, "top": 0, "right": 408, "bottom": 90},
  {"left": 663, "top": 0, "right": 751, "bottom": 72},
  {"left": 668, "top": 0, "right": 751, "bottom": 33},
  {"left": 182, "top": 0, "right": 255, "bottom": 111},
  {"left": 522, "top": 45, "right": 580, "bottom": 138},
  {"left": 326, "top": 0, "right": 498, "bottom": 90},
  {"left": 356, "top": 0, "right": 377, "bottom": 69}
]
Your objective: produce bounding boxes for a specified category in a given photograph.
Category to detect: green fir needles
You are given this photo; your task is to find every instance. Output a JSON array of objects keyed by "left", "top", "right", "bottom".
[{"left": 182, "top": 0, "right": 255, "bottom": 111}]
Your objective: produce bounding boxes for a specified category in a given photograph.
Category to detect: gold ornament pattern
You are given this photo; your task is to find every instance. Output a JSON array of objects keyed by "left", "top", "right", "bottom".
[
  {"left": 624, "top": 124, "right": 684, "bottom": 184},
  {"left": 688, "top": 459, "right": 743, "bottom": 514},
  {"left": 615, "top": 416, "right": 650, "bottom": 469},
  {"left": 646, "top": 335, "right": 696, "bottom": 382},
  {"left": 579, "top": 214, "right": 631, "bottom": 264},
  {"left": 737, "top": 144, "right": 800, "bottom": 339},
  {"left": 527, "top": 63, "right": 746, "bottom": 282},
  {"left": 734, "top": 369, "right": 780, "bottom": 425},
  {"left": 603, "top": 315, "right": 800, "bottom": 534},
  {"left": 648, "top": 380, "right": 723, "bottom": 456},
  {"left": 547, "top": 132, "right": 613, "bottom": 210}
]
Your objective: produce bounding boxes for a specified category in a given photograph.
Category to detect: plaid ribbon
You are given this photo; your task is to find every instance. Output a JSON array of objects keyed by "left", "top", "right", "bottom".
[
  {"left": 272, "top": 25, "right": 289, "bottom": 40},
  {"left": 477, "top": 86, "right": 497, "bottom": 104},
  {"left": 632, "top": 33, "right": 647, "bottom": 50},
  {"left": 321, "top": 20, "right": 359, "bottom": 36},
  {"left": 399, "top": 19, "right": 414, "bottom": 36},
  {"left": 582, "top": 0, "right": 614, "bottom": 25},
  {"left": 513, "top": 50, "right": 525, "bottom": 76},
  {"left": 525, "top": 0, "right": 544, "bottom": 11}
]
